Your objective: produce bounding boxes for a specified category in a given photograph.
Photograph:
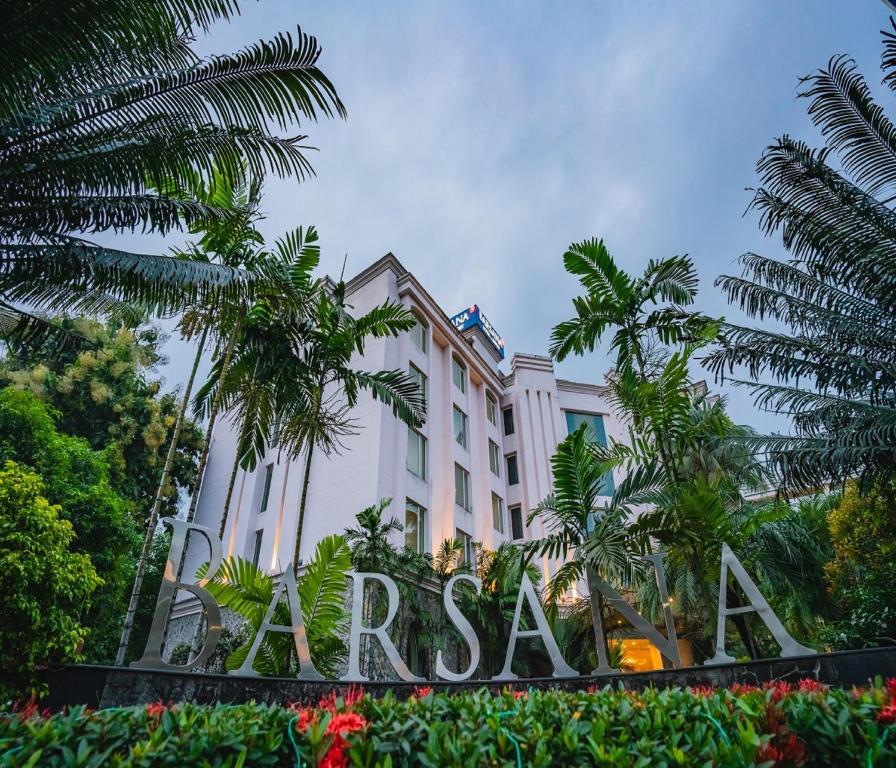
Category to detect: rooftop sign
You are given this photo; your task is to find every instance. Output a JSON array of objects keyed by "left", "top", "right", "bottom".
[{"left": 449, "top": 305, "right": 505, "bottom": 359}]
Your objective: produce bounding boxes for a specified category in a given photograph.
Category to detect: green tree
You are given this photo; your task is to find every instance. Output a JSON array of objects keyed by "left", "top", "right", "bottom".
[
  {"left": 279, "top": 279, "right": 426, "bottom": 566},
  {"left": 1, "top": 318, "right": 201, "bottom": 521},
  {"left": 0, "top": 0, "right": 344, "bottom": 347},
  {"left": 0, "top": 388, "right": 138, "bottom": 661},
  {"left": 704, "top": 30, "right": 896, "bottom": 490},
  {"left": 0, "top": 460, "right": 102, "bottom": 693},
  {"left": 820, "top": 484, "right": 896, "bottom": 649}
]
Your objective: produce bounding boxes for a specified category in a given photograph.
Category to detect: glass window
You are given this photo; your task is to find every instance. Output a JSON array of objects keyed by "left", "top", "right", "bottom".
[
  {"left": 486, "top": 393, "right": 498, "bottom": 425},
  {"left": 409, "top": 363, "right": 427, "bottom": 414},
  {"left": 455, "top": 463, "right": 472, "bottom": 511},
  {"left": 452, "top": 356, "right": 466, "bottom": 393},
  {"left": 407, "top": 427, "right": 426, "bottom": 479},
  {"left": 259, "top": 463, "right": 274, "bottom": 511},
  {"left": 410, "top": 315, "right": 427, "bottom": 353},
  {"left": 564, "top": 411, "right": 615, "bottom": 494},
  {"left": 405, "top": 499, "right": 426, "bottom": 554},
  {"left": 488, "top": 439, "right": 501, "bottom": 476},
  {"left": 503, "top": 406, "right": 515, "bottom": 436},
  {"left": 492, "top": 493, "right": 505, "bottom": 533},
  {"left": 506, "top": 454, "right": 519, "bottom": 485},
  {"left": 251, "top": 529, "right": 263, "bottom": 567},
  {"left": 510, "top": 505, "right": 524, "bottom": 540},
  {"left": 456, "top": 528, "right": 474, "bottom": 567},
  {"left": 453, "top": 405, "right": 468, "bottom": 449}
]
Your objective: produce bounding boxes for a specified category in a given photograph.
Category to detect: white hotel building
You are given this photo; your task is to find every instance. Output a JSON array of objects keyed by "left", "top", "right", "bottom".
[{"left": 187, "top": 253, "right": 626, "bottom": 585}]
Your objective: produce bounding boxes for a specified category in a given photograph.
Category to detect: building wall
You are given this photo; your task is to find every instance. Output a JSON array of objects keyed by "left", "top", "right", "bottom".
[{"left": 186, "top": 254, "right": 624, "bottom": 589}]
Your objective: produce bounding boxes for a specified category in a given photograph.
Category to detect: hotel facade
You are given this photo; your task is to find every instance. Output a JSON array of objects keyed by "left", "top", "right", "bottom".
[{"left": 185, "top": 254, "right": 627, "bottom": 587}]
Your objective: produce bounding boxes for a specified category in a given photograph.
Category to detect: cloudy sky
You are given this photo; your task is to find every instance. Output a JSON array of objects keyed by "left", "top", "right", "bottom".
[{"left": 153, "top": 1, "right": 887, "bottom": 433}]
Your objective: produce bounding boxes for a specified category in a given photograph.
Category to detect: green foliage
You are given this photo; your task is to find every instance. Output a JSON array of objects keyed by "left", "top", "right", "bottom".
[
  {"left": 0, "top": 461, "right": 101, "bottom": 694},
  {"left": 705, "top": 31, "right": 896, "bottom": 490},
  {"left": 0, "top": 0, "right": 345, "bottom": 346},
  {"left": 1, "top": 318, "right": 202, "bottom": 521},
  {"left": 1, "top": 682, "right": 894, "bottom": 766},
  {"left": 820, "top": 484, "right": 896, "bottom": 649},
  {"left": 202, "top": 535, "right": 351, "bottom": 677},
  {"left": 0, "top": 388, "right": 138, "bottom": 662}
]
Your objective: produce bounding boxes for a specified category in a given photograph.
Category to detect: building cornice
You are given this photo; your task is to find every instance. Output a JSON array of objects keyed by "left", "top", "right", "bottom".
[{"left": 556, "top": 378, "right": 610, "bottom": 397}]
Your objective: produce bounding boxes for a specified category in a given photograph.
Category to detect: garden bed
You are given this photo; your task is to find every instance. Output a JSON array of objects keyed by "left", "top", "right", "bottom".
[{"left": 3, "top": 679, "right": 896, "bottom": 766}]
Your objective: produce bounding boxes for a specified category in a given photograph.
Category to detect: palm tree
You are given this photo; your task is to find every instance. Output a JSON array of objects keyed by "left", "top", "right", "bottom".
[
  {"left": 704, "top": 29, "right": 896, "bottom": 491},
  {"left": 0, "top": 0, "right": 345, "bottom": 347},
  {"left": 526, "top": 426, "right": 638, "bottom": 671},
  {"left": 278, "top": 279, "right": 426, "bottom": 566},
  {"left": 202, "top": 534, "right": 351, "bottom": 677}
]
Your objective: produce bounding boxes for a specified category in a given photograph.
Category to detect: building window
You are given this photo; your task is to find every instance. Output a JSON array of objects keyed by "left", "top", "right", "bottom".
[
  {"left": 259, "top": 463, "right": 274, "bottom": 511},
  {"left": 407, "top": 427, "right": 426, "bottom": 479},
  {"left": 453, "top": 405, "right": 468, "bottom": 449},
  {"left": 452, "top": 356, "right": 466, "bottom": 393},
  {"left": 486, "top": 393, "right": 498, "bottom": 426},
  {"left": 456, "top": 528, "right": 474, "bottom": 567},
  {"left": 410, "top": 314, "right": 427, "bottom": 354},
  {"left": 409, "top": 363, "right": 427, "bottom": 414},
  {"left": 503, "top": 406, "right": 515, "bottom": 436},
  {"left": 488, "top": 439, "right": 501, "bottom": 477},
  {"left": 492, "top": 493, "right": 505, "bottom": 533},
  {"left": 506, "top": 454, "right": 519, "bottom": 485},
  {"left": 510, "top": 505, "right": 524, "bottom": 540},
  {"left": 251, "top": 529, "right": 263, "bottom": 567},
  {"left": 565, "top": 411, "right": 615, "bottom": 494},
  {"left": 405, "top": 499, "right": 426, "bottom": 554},
  {"left": 455, "top": 463, "right": 472, "bottom": 511}
]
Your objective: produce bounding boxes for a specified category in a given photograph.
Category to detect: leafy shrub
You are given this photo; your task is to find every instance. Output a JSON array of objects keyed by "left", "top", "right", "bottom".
[
  {"left": 0, "top": 461, "right": 101, "bottom": 696},
  {"left": 2, "top": 680, "right": 895, "bottom": 766}
]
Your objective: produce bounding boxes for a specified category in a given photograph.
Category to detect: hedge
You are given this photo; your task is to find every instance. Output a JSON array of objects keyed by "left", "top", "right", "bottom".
[{"left": 1, "top": 679, "right": 895, "bottom": 767}]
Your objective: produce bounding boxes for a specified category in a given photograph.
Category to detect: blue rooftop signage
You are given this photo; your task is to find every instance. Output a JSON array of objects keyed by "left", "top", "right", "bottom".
[{"left": 449, "top": 305, "right": 505, "bottom": 359}]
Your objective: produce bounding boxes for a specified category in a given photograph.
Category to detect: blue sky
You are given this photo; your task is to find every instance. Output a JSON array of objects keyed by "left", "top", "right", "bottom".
[{"left": 155, "top": 1, "right": 888, "bottom": 433}]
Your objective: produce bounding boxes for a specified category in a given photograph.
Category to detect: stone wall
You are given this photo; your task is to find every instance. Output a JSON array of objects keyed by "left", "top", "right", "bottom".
[{"left": 37, "top": 646, "right": 896, "bottom": 711}]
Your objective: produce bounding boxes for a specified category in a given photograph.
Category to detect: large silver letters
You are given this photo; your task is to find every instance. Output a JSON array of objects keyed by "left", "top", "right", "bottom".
[
  {"left": 341, "top": 572, "right": 424, "bottom": 682},
  {"left": 706, "top": 542, "right": 816, "bottom": 665},
  {"left": 436, "top": 574, "right": 482, "bottom": 681},
  {"left": 132, "top": 519, "right": 223, "bottom": 670},
  {"left": 493, "top": 572, "right": 577, "bottom": 680},
  {"left": 230, "top": 565, "right": 322, "bottom": 680},
  {"left": 587, "top": 553, "right": 680, "bottom": 674}
]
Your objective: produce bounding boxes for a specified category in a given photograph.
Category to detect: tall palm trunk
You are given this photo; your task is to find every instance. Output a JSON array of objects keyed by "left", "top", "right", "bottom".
[
  {"left": 219, "top": 418, "right": 250, "bottom": 540},
  {"left": 115, "top": 326, "right": 208, "bottom": 666},
  {"left": 293, "top": 440, "right": 315, "bottom": 567},
  {"left": 185, "top": 318, "right": 241, "bottom": 525}
]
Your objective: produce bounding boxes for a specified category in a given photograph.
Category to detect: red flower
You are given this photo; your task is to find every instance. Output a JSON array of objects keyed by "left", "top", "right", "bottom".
[
  {"left": 326, "top": 712, "right": 367, "bottom": 736},
  {"left": 763, "top": 681, "right": 794, "bottom": 702},
  {"left": 689, "top": 685, "right": 716, "bottom": 697},
  {"left": 294, "top": 707, "right": 317, "bottom": 731},
  {"left": 757, "top": 732, "right": 807, "bottom": 767},
  {"left": 12, "top": 696, "right": 42, "bottom": 720},
  {"left": 729, "top": 682, "right": 759, "bottom": 695},
  {"left": 886, "top": 678, "right": 896, "bottom": 699},
  {"left": 145, "top": 701, "right": 169, "bottom": 720},
  {"left": 344, "top": 684, "right": 364, "bottom": 708},
  {"left": 513, "top": 690, "right": 528, "bottom": 700},
  {"left": 878, "top": 703, "right": 896, "bottom": 726},
  {"left": 797, "top": 678, "right": 827, "bottom": 694},
  {"left": 319, "top": 713, "right": 367, "bottom": 768},
  {"left": 412, "top": 685, "right": 432, "bottom": 699}
]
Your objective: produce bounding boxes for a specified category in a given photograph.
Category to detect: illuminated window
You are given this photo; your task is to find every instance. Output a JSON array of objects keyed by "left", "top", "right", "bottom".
[
  {"left": 492, "top": 493, "right": 505, "bottom": 533},
  {"left": 452, "top": 356, "right": 466, "bottom": 393},
  {"left": 405, "top": 499, "right": 426, "bottom": 554},
  {"left": 453, "top": 406, "right": 468, "bottom": 449},
  {"left": 486, "top": 393, "right": 498, "bottom": 425},
  {"left": 455, "top": 463, "right": 472, "bottom": 511}
]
